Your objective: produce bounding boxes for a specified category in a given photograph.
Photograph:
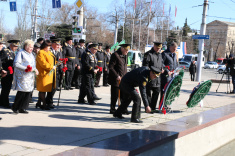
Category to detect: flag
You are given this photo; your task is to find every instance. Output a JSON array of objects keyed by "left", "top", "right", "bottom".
[
  {"left": 175, "top": 5, "right": 177, "bottom": 17},
  {"left": 150, "top": 0, "right": 152, "bottom": 12},
  {"left": 169, "top": 4, "right": 171, "bottom": 15},
  {"left": 135, "top": 0, "right": 136, "bottom": 9},
  {"left": 163, "top": 3, "right": 164, "bottom": 15}
]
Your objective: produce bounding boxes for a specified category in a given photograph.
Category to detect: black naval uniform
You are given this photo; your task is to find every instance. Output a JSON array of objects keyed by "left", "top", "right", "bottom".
[
  {"left": 161, "top": 49, "right": 178, "bottom": 91},
  {"left": 114, "top": 67, "right": 156, "bottom": 122},
  {"left": 79, "top": 50, "right": 97, "bottom": 104},
  {"left": 142, "top": 48, "right": 163, "bottom": 111},
  {"left": 0, "top": 47, "right": 15, "bottom": 108},
  {"left": 63, "top": 44, "right": 78, "bottom": 90},
  {"left": 45, "top": 48, "right": 64, "bottom": 107},
  {"left": 103, "top": 51, "right": 111, "bottom": 86},
  {"left": 73, "top": 45, "right": 85, "bottom": 89},
  {"left": 95, "top": 49, "right": 105, "bottom": 87}
]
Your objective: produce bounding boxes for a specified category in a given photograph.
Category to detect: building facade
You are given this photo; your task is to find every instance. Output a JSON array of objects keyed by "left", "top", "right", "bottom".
[{"left": 206, "top": 20, "right": 235, "bottom": 59}]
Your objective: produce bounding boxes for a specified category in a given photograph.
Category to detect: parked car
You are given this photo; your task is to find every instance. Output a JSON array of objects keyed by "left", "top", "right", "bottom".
[
  {"left": 204, "top": 61, "right": 218, "bottom": 69},
  {"left": 127, "top": 50, "right": 142, "bottom": 71},
  {"left": 179, "top": 61, "right": 190, "bottom": 68},
  {"left": 217, "top": 64, "right": 226, "bottom": 74}
]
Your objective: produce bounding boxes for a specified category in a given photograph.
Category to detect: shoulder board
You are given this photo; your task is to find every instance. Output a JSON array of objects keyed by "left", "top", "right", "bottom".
[
  {"left": 64, "top": 42, "right": 68, "bottom": 47},
  {"left": 78, "top": 45, "right": 81, "bottom": 48},
  {"left": 3, "top": 48, "right": 10, "bottom": 52},
  {"left": 87, "top": 52, "right": 91, "bottom": 55}
]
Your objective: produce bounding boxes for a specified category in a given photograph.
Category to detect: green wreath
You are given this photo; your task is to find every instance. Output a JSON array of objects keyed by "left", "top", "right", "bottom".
[
  {"left": 179, "top": 69, "right": 184, "bottom": 78},
  {"left": 186, "top": 80, "right": 212, "bottom": 108},
  {"left": 164, "top": 75, "right": 183, "bottom": 106}
]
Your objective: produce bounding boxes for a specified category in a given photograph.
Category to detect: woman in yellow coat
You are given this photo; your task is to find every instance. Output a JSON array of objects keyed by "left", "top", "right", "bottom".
[{"left": 36, "top": 40, "right": 56, "bottom": 110}]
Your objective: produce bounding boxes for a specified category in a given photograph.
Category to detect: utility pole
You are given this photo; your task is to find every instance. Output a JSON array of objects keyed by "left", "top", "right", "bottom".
[
  {"left": 32, "top": 0, "right": 38, "bottom": 42},
  {"left": 114, "top": 17, "right": 119, "bottom": 45},
  {"left": 196, "top": 0, "right": 209, "bottom": 82}
]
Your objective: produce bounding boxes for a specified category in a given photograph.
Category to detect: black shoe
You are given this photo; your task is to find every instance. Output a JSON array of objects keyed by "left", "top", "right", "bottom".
[
  {"left": 110, "top": 109, "right": 116, "bottom": 114},
  {"left": 122, "top": 110, "right": 130, "bottom": 115},
  {"left": 113, "top": 113, "right": 125, "bottom": 119},
  {"left": 40, "top": 106, "right": 51, "bottom": 110},
  {"left": 89, "top": 102, "right": 96, "bottom": 105},
  {"left": 94, "top": 97, "right": 102, "bottom": 100},
  {"left": 11, "top": 108, "right": 18, "bottom": 114},
  {"left": 35, "top": 103, "right": 41, "bottom": 108},
  {"left": 131, "top": 119, "right": 143, "bottom": 123},
  {"left": 103, "top": 84, "right": 109, "bottom": 87},
  {"left": 56, "top": 89, "right": 60, "bottom": 91},
  {"left": 48, "top": 104, "right": 55, "bottom": 109},
  {"left": 64, "top": 88, "right": 69, "bottom": 90},
  {"left": 0, "top": 117, "right": 1, "bottom": 120},
  {"left": 69, "top": 87, "right": 74, "bottom": 90},
  {"left": 19, "top": 109, "right": 29, "bottom": 114},
  {"left": 78, "top": 100, "right": 88, "bottom": 104},
  {"left": 4, "top": 105, "right": 11, "bottom": 109},
  {"left": 94, "top": 85, "right": 100, "bottom": 88},
  {"left": 29, "top": 100, "right": 34, "bottom": 103}
]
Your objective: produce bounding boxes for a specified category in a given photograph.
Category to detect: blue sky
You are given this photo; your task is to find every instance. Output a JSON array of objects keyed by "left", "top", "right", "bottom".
[{"left": 1, "top": 0, "right": 235, "bottom": 32}]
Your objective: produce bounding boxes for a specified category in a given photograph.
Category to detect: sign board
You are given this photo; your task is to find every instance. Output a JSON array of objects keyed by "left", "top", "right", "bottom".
[
  {"left": 10, "top": 2, "right": 17, "bottom": 11},
  {"left": 75, "top": 0, "right": 84, "bottom": 10},
  {"left": 52, "top": 0, "right": 61, "bottom": 8},
  {"left": 44, "top": 33, "right": 55, "bottom": 40},
  {"left": 192, "top": 35, "right": 210, "bottom": 40}
]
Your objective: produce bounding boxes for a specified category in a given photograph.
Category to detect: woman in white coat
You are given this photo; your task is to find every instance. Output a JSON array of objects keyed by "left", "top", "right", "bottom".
[{"left": 11, "top": 39, "right": 38, "bottom": 114}]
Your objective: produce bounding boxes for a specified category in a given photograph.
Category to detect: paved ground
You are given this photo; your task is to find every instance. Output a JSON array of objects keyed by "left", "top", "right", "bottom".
[{"left": 0, "top": 69, "right": 234, "bottom": 156}]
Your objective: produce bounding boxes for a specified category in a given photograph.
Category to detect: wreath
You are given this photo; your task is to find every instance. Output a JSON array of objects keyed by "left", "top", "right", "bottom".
[{"left": 186, "top": 80, "right": 212, "bottom": 108}]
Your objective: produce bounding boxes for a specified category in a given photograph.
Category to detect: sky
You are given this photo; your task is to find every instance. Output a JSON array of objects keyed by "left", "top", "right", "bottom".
[{"left": 1, "top": 0, "right": 235, "bottom": 33}]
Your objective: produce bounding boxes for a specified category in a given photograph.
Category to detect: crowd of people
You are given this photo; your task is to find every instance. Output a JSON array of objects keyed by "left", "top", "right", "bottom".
[{"left": 0, "top": 37, "right": 179, "bottom": 123}]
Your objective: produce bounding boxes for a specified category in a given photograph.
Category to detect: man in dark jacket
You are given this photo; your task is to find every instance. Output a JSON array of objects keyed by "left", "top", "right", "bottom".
[
  {"left": 161, "top": 42, "right": 178, "bottom": 90},
  {"left": 0, "top": 53, "right": 7, "bottom": 119},
  {"left": 78, "top": 44, "right": 101, "bottom": 105},
  {"left": 142, "top": 42, "right": 164, "bottom": 113},
  {"left": 226, "top": 54, "right": 235, "bottom": 93},
  {"left": 63, "top": 36, "right": 80, "bottom": 90},
  {"left": 95, "top": 43, "right": 105, "bottom": 87},
  {"left": 113, "top": 66, "right": 161, "bottom": 123},
  {"left": 0, "top": 39, "right": 20, "bottom": 108},
  {"left": 189, "top": 61, "right": 196, "bottom": 81},
  {"left": 103, "top": 45, "right": 111, "bottom": 86},
  {"left": 108, "top": 44, "right": 131, "bottom": 114},
  {"left": 73, "top": 39, "right": 86, "bottom": 89}
]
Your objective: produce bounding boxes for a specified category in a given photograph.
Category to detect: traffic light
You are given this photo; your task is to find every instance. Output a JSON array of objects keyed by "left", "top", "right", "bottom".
[
  {"left": 72, "top": 26, "right": 83, "bottom": 35},
  {"left": 0, "top": 34, "right": 3, "bottom": 41},
  {"left": 72, "top": 15, "right": 79, "bottom": 28}
]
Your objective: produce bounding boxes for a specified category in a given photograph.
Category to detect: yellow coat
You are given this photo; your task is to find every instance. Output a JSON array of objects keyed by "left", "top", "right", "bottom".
[{"left": 36, "top": 50, "right": 56, "bottom": 92}]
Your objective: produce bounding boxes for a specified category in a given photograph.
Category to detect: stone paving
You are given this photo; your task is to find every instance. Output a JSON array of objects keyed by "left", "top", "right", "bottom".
[{"left": 0, "top": 69, "right": 234, "bottom": 156}]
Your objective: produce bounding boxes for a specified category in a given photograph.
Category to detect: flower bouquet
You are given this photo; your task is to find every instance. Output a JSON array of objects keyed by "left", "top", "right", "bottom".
[{"left": 49, "top": 58, "right": 68, "bottom": 75}]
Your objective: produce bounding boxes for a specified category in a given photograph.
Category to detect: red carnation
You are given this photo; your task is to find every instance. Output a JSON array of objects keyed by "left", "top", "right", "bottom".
[
  {"left": 25, "top": 65, "right": 32, "bottom": 72},
  {"left": 165, "top": 66, "right": 170, "bottom": 70},
  {"left": 8, "top": 66, "right": 13, "bottom": 74},
  {"left": 62, "top": 67, "right": 68, "bottom": 72},
  {"left": 99, "top": 67, "right": 103, "bottom": 72},
  {"left": 162, "top": 108, "right": 166, "bottom": 115}
]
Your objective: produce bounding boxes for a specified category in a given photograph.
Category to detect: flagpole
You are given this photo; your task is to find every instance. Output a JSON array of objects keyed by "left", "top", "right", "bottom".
[
  {"left": 139, "top": 18, "right": 141, "bottom": 50},
  {"left": 123, "top": 0, "right": 126, "bottom": 40}
]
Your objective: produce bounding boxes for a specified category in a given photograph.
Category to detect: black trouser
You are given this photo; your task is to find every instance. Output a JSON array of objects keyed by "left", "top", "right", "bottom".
[
  {"left": 12, "top": 91, "right": 31, "bottom": 110},
  {"left": 0, "top": 75, "right": 13, "bottom": 107},
  {"left": 95, "top": 71, "right": 102, "bottom": 86},
  {"left": 103, "top": 70, "right": 109, "bottom": 85},
  {"left": 191, "top": 73, "right": 195, "bottom": 81},
  {"left": 73, "top": 69, "right": 82, "bottom": 88},
  {"left": 115, "top": 82, "right": 141, "bottom": 120},
  {"left": 65, "top": 70, "right": 74, "bottom": 89},
  {"left": 84, "top": 74, "right": 95, "bottom": 103},
  {"left": 146, "top": 85, "right": 160, "bottom": 110},
  {"left": 110, "top": 85, "right": 120, "bottom": 111}
]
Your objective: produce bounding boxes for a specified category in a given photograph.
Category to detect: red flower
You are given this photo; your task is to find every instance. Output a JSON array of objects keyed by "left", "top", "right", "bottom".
[
  {"left": 62, "top": 67, "right": 68, "bottom": 72},
  {"left": 165, "top": 66, "right": 170, "bottom": 70},
  {"left": 8, "top": 66, "right": 13, "bottom": 74},
  {"left": 99, "top": 67, "right": 103, "bottom": 72},
  {"left": 162, "top": 108, "right": 166, "bottom": 115},
  {"left": 25, "top": 65, "right": 32, "bottom": 72}
]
